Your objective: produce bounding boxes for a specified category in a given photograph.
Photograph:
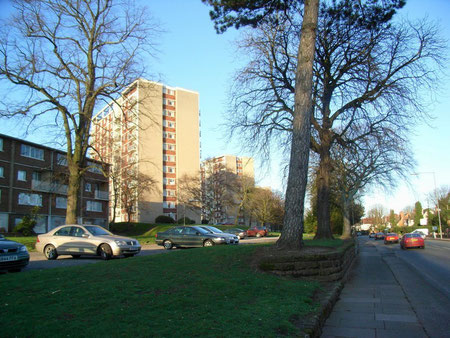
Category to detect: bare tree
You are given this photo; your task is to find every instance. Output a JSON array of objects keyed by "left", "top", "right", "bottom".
[
  {"left": 0, "top": 0, "right": 159, "bottom": 224},
  {"left": 203, "top": 0, "right": 320, "bottom": 249},
  {"left": 331, "top": 132, "right": 412, "bottom": 238},
  {"left": 120, "top": 172, "right": 156, "bottom": 224},
  {"left": 225, "top": 1, "right": 444, "bottom": 239},
  {"left": 367, "top": 204, "right": 387, "bottom": 228},
  {"left": 248, "top": 187, "right": 284, "bottom": 229}
]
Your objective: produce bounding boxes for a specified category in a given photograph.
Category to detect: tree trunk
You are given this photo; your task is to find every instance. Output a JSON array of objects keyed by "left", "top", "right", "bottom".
[
  {"left": 276, "top": 0, "right": 319, "bottom": 250},
  {"left": 314, "top": 150, "right": 334, "bottom": 239},
  {"left": 66, "top": 164, "right": 82, "bottom": 224},
  {"left": 341, "top": 198, "right": 352, "bottom": 238}
]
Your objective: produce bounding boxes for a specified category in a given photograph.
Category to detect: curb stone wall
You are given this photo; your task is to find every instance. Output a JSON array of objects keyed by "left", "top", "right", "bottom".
[{"left": 258, "top": 240, "right": 356, "bottom": 282}]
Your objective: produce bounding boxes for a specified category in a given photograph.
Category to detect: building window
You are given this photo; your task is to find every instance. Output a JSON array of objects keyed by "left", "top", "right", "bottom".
[
  {"left": 163, "top": 110, "right": 175, "bottom": 117},
  {"left": 0, "top": 166, "right": 3, "bottom": 178},
  {"left": 20, "top": 144, "right": 44, "bottom": 160},
  {"left": 85, "top": 183, "right": 92, "bottom": 192},
  {"left": 57, "top": 153, "right": 67, "bottom": 166},
  {"left": 163, "top": 166, "right": 175, "bottom": 173},
  {"left": 55, "top": 197, "right": 67, "bottom": 209},
  {"left": 86, "top": 200, "right": 102, "bottom": 212},
  {"left": 18, "top": 193, "right": 42, "bottom": 206},
  {"left": 0, "top": 138, "right": 3, "bottom": 151},
  {"left": 163, "top": 143, "right": 175, "bottom": 151},
  {"left": 32, "top": 171, "right": 41, "bottom": 181},
  {"left": 17, "top": 170, "right": 27, "bottom": 181},
  {"left": 87, "top": 161, "right": 102, "bottom": 174}
]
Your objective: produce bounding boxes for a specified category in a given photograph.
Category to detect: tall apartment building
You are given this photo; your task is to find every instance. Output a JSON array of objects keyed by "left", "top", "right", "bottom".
[
  {"left": 0, "top": 134, "right": 109, "bottom": 233},
  {"left": 91, "top": 79, "right": 200, "bottom": 223},
  {"left": 201, "top": 155, "right": 254, "bottom": 224}
]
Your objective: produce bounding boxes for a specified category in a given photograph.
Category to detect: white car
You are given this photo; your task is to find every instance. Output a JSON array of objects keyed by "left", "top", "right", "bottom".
[
  {"left": 36, "top": 224, "right": 141, "bottom": 260},
  {"left": 410, "top": 229, "right": 428, "bottom": 239}
]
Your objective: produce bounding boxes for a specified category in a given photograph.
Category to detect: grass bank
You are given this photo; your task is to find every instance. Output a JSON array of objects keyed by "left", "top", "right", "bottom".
[{"left": 2, "top": 244, "right": 319, "bottom": 337}]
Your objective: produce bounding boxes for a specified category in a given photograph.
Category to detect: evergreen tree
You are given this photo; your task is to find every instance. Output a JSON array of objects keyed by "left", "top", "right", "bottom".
[{"left": 414, "top": 201, "right": 423, "bottom": 226}]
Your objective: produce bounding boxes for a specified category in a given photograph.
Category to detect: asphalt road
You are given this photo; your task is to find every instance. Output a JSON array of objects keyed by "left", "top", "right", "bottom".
[
  {"left": 367, "top": 236, "right": 450, "bottom": 338},
  {"left": 23, "top": 236, "right": 278, "bottom": 272}
]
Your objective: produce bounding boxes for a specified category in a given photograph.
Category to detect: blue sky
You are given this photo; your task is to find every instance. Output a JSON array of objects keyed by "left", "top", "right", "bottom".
[{"left": 0, "top": 0, "right": 449, "bottom": 215}]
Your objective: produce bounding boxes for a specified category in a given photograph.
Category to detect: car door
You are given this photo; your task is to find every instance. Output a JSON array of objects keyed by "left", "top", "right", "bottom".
[
  {"left": 69, "top": 226, "right": 97, "bottom": 254},
  {"left": 52, "top": 226, "right": 72, "bottom": 253},
  {"left": 181, "top": 227, "right": 202, "bottom": 247}
]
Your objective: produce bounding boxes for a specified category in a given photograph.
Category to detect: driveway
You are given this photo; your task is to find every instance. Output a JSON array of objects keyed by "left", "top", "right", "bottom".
[{"left": 23, "top": 236, "right": 279, "bottom": 272}]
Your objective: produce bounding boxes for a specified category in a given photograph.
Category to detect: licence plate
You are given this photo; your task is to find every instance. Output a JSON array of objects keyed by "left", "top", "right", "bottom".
[
  {"left": 0, "top": 255, "right": 18, "bottom": 262},
  {"left": 412, "top": 239, "right": 418, "bottom": 242}
]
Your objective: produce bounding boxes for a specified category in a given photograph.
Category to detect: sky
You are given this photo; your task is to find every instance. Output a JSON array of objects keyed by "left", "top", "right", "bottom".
[{"left": 0, "top": 0, "right": 449, "bottom": 216}]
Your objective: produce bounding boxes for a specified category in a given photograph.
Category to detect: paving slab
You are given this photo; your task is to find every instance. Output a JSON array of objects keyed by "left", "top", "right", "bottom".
[{"left": 320, "top": 238, "right": 425, "bottom": 337}]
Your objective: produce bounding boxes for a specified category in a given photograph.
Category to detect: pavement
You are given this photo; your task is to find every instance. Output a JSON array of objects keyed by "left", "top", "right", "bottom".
[{"left": 321, "top": 238, "right": 427, "bottom": 338}]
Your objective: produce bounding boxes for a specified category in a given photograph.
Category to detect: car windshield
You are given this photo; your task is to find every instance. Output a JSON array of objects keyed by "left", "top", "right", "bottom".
[{"left": 84, "top": 226, "right": 112, "bottom": 236}]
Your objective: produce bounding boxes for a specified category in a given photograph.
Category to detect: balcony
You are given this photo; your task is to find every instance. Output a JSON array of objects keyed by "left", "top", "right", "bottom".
[
  {"left": 32, "top": 180, "right": 68, "bottom": 195},
  {"left": 95, "top": 190, "right": 109, "bottom": 200}
]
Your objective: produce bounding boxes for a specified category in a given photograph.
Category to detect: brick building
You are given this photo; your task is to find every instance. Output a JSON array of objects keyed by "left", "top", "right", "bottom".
[{"left": 0, "top": 134, "right": 109, "bottom": 233}]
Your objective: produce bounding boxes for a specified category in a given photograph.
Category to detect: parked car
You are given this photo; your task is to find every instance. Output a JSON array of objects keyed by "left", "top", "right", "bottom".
[
  {"left": 156, "top": 226, "right": 234, "bottom": 250},
  {"left": 374, "top": 232, "right": 385, "bottom": 240},
  {"left": 0, "top": 234, "right": 30, "bottom": 272},
  {"left": 223, "top": 228, "right": 247, "bottom": 239},
  {"left": 400, "top": 233, "right": 425, "bottom": 249},
  {"left": 35, "top": 224, "right": 141, "bottom": 260},
  {"left": 199, "top": 226, "right": 239, "bottom": 244},
  {"left": 246, "top": 226, "right": 268, "bottom": 238},
  {"left": 384, "top": 233, "right": 399, "bottom": 244},
  {"left": 369, "top": 232, "right": 376, "bottom": 238}
]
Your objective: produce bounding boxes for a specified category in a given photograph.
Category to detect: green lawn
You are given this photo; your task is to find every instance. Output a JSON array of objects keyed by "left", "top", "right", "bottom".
[{"left": 1, "top": 244, "right": 319, "bottom": 337}]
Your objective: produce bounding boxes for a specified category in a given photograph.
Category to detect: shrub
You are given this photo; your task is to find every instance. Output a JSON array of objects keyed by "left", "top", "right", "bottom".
[
  {"left": 14, "top": 215, "right": 36, "bottom": 236},
  {"left": 155, "top": 215, "right": 175, "bottom": 224},
  {"left": 177, "top": 217, "right": 195, "bottom": 224},
  {"left": 201, "top": 219, "right": 209, "bottom": 224}
]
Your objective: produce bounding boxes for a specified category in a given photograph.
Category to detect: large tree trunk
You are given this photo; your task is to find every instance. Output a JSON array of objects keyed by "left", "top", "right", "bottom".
[
  {"left": 276, "top": 0, "right": 319, "bottom": 250},
  {"left": 315, "top": 148, "right": 334, "bottom": 239},
  {"left": 341, "top": 198, "right": 352, "bottom": 238},
  {"left": 66, "top": 164, "right": 82, "bottom": 224}
]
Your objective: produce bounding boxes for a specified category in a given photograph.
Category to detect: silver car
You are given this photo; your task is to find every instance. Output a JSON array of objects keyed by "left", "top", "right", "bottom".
[{"left": 35, "top": 224, "right": 141, "bottom": 260}]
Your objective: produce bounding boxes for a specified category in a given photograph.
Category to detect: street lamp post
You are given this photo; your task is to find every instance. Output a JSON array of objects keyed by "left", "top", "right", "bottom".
[{"left": 413, "top": 172, "right": 443, "bottom": 239}]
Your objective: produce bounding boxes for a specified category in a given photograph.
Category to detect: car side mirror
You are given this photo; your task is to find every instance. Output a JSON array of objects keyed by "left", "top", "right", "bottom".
[{"left": 82, "top": 233, "right": 90, "bottom": 238}]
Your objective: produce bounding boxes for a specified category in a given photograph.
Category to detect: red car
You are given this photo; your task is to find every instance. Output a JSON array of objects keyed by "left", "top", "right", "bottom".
[
  {"left": 246, "top": 227, "right": 268, "bottom": 238},
  {"left": 384, "top": 233, "right": 399, "bottom": 244},
  {"left": 400, "top": 233, "right": 425, "bottom": 249}
]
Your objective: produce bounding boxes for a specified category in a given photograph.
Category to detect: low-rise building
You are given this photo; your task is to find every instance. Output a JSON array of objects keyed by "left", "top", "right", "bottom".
[{"left": 0, "top": 133, "right": 109, "bottom": 233}]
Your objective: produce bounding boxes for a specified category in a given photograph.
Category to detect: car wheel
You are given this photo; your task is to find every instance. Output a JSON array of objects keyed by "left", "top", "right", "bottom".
[
  {"left": 124, "top": 253, "right": 135, "bottom": 258},
  {"left": 9, "top": 268, "right": 22, "bottom": 272},
  {"left": 44, "top": 244, "right": 58, "bottom": 260},
  {"left": 99, "top": 244, "right": 112, "bottom": 260},
  {"left": 163, "top": 240, "right": 173, "bottom": 250},
  {"left": 256, "top": 233, "right": 262, "bottom": 238},
  {"left": 203, "top": 239, "right": 214, "bottom": 247},
  {"left": 71, "top": 255, "right": 81, "bottom": 259},
  {"left": 421, "top": 246, "right": 425, "bottom": 249}
]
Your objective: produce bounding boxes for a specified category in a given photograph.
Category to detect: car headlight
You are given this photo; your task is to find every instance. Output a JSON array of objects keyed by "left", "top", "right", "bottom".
[
  {"left": 215, "top": 237, "right": 226, "bottom": 241},
  {"left": 19, "top": 245, "right": 28, "bottom": 253},
  {"left": 115, "top": 240, "right": 128, "bottom": 246}
]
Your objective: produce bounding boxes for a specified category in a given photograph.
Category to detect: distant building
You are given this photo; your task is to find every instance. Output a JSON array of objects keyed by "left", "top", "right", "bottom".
[
  {"left": 91, "top": 79, "right": 200, "bottom": 223},
  {"left": 201, "top": 155, "right": 254, "bottom": 224},
  {"left": 0, "top": 133, "right": 109, "bottom": 233}
]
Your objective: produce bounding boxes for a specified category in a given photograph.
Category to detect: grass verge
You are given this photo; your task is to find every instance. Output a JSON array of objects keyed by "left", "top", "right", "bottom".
[{"left": 2, "top": 244, "right": 319, "bottom": 337}]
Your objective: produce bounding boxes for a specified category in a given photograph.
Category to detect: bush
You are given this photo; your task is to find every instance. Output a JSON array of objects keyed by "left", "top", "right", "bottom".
[
  {"left": 201, "top": 219, "right": 209, "bottom": 224},
  {"left": 14, "top": 215, "right": 36, "bottom": 236},
  {"left": 177, "top": 217, "right": 195, "bottom": 225},
  {"left": 155, "top": 215, "right": 175, "bottom": 224}
]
